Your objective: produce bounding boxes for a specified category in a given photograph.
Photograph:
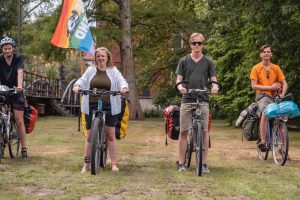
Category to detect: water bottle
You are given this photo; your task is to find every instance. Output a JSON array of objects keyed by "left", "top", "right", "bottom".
[{"left": 235, "top": 110, "right": 247, "bottom": 127}]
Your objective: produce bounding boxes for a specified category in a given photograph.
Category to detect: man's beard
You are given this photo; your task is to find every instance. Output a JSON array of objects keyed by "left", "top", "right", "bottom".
[{"left": 4, "top": 53, "right": 13, "bottom": 58}]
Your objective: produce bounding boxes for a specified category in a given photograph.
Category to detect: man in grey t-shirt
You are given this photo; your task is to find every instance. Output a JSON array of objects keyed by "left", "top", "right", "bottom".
[{"left": 175, "top": 32, "right": 219, "bottom": 173}]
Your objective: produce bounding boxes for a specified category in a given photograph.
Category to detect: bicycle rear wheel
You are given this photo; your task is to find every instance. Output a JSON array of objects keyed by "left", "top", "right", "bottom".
[
  {"left": 272, "top": 121, "right": 289, "bottom": 166},
  {"left": 195, "top": 121, "right": 203, "bottom": 176},
  {"left": 257, "top": 121, "right": 270, "bottom": 160},
  {"left": 8, "top": 120, "right": 20, "bottom": 158},
  {"left": 185, "top": 129, "right": 193, "bottom": 168},
  {"left": 91, "top": 117, "right": 102, "bottom": 175},
  {"left": 257, "top": 142, "right": 269, "bottom": 160}
]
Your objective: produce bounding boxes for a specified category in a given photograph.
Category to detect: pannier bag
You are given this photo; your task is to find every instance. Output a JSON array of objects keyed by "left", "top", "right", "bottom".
[
  {"left": 115, "top": 97, "right": 129, "bottom": 139},
  {"left": 236, "top": 102, "right": 259, "bottom": 127},
  {"left": 264, "top": 101, "right": 300, "bottom": 118},
  {"left": 236, "top": 102, "right": 260, "bottom": 141},
  {"left": 241, "top": 117, "right": 260, "bottom": 141},
  {"left": 80, "top": 98, "right": 129, "bottom": 139},
  {"left": 164, "top": 105, "right": 180, "bottom": 144},
  {"left": 24, "top": 105, "right": 38, "bottom": 134}
]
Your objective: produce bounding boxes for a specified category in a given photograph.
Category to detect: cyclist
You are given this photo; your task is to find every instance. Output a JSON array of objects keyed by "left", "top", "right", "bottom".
[
  {"left": 176, "top": 32, "right": 219, "bottom": 173},
  {"left": 0, "top": 37, "right": 28, "bottom": 160},
  {"left": 73, "top": 47, "right": 129, "bottom": 173},
  {"left": 250, "top": 45, "right": 288, "bottom": 152}
]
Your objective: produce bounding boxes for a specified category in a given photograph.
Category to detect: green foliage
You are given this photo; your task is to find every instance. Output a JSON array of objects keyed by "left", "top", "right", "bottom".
[
  {"left": 133, "top": 0, "right": 200, "bottom": 103},
  {"left": 46, "top": 66, "right": 57, "bottom": 79},
  {"left": 192, "top": 0, "right": 300, "bottom": 123},
  {"left": 0, "top": 0, "right": 18, "bottom": 37},
  {"left": 144, "top": 108, "right": 163, "bottom": 118}
]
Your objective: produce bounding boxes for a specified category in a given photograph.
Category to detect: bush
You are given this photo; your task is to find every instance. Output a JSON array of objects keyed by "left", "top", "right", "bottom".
[{"left": 144, "top": 108, "right": 163, "bottom": 118}]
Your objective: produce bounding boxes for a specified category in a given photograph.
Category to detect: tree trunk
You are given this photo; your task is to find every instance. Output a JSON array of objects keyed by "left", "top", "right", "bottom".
[{"left": 119, "top": 0, "right": 144, "bottom": 120}]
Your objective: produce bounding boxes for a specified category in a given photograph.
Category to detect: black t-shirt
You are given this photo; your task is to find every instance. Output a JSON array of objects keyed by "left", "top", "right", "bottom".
[
  {"left": 0, "top": 53, "right": 24, "bottom": 87},
  {"left": 176, "top": 54, "right": 216, "bottom": 102}
]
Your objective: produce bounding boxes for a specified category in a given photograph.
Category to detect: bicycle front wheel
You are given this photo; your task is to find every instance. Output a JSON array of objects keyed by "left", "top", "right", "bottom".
[
  {"left": 272, "top": 121, "right": 289, "bottom": 166},
  {"left": 195, "top": 121, "right": 203, "bottom": 176},
  {"left": 185, "top": 129, "right": 193, "bottom": 168},
  {"left": 91, "top": 117, "right": 102, "bottom": 175},
  {"left": 99, "top": 126, "right": 107, "bottom": 168},
  {"left": 8, "top": 120, "right": 20, "bottom": 158},
  {"left": 0, "top": 120, "right": 4, "bottom": 161}
]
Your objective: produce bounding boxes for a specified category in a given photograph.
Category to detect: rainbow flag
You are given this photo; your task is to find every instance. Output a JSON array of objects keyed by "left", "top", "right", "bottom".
[{"left": 51, "top": 0, "right": 95, "bottom": 55}]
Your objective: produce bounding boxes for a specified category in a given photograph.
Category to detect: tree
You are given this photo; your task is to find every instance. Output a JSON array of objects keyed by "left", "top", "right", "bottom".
[
  {"left": 117, "top": 0, "right": 144, "bottom": 120},
  {"left": 90, "top": 0, "right": 144, "bottom": 120}
]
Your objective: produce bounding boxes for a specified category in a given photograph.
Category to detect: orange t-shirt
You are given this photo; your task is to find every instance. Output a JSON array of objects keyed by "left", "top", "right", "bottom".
[{"left": 250, "top": 62, "right": 285, "bottom": 96}]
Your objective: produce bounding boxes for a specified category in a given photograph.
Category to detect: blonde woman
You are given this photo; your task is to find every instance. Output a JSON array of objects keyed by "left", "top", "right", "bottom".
[{"left": 73, "top": 47, "right": 129, "bottom": 173}]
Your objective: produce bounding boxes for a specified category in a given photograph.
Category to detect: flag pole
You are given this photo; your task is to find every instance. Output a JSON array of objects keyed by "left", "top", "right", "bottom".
[{"left": 80, "top": 51, "right": 84, "bottom": 75}]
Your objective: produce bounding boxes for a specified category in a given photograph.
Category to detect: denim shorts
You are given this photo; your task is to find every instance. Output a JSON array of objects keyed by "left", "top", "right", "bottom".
[{"left": 85, "top": 102, "right": 116, "bottom": 129}]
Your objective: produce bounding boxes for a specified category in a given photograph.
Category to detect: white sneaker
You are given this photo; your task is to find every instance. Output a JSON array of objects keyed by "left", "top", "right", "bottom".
[{"left": 202, "top": 164, "right": 210, "bottom": 173}]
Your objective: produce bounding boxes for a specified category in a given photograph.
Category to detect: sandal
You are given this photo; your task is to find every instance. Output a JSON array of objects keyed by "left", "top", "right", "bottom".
[
  {"left": 81, "top": 156, "right": 91, "bottom": 173},
  {"left": 258, "top": 142, "right": 267, "bottom": 152},
  {"left": 112, "top": 164, "right": 119, "bottom": 172}
]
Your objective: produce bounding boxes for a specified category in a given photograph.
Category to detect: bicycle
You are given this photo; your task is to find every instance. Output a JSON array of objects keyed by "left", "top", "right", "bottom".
[
  {"left": 175, "top": 80, "right": 221, "bottom": 176},
  {"left": 0, "top": 85, "right": 21, "bottom": 161},
  {"left": 80, "top": 88, "right": 122, "bottom": 175},
  {"left": 257, "top": 93, "right": 293, "bottom": 166}
]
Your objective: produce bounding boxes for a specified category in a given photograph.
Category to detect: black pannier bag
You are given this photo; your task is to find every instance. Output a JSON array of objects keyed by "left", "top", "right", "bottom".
[{"left": 237, "top": 102, "right": 260, "bottom": 141}]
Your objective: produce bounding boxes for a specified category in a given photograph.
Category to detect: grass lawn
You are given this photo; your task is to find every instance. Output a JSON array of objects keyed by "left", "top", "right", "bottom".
[{"left": 0, "top": 117, "right": 299, "bottom": 200}]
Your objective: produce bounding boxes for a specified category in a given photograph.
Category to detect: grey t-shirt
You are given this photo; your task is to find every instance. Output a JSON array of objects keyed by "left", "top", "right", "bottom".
[{"left": 175, "top": 54, "right": 216, "bottom": 102}]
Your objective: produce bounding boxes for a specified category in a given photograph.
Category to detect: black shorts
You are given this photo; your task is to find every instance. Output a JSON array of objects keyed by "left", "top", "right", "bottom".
[
  {"left": 12, "top": 93, "right": 26, "bottom": 111},
  {"left": 85, "top": 102, "right": 116, "bottom": 129}
]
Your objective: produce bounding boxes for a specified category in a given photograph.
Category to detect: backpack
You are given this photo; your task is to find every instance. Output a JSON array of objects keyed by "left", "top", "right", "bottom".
[
  {"left": 164, "top": 105, "right": 180, "bottom": 145},
  {"left": 23, "top": 105, "right": 38, "bottom": 134},
  {"left": 238, "top": 102, "right": 260, "bottom": 141},
  {"left": 115, "top": 97, "right": 129, "bottom": 140}
]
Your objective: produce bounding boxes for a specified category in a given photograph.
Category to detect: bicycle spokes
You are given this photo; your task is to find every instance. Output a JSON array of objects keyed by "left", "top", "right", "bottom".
[{"left": 272, "top": 122, "right": 289, "bottom": 166}]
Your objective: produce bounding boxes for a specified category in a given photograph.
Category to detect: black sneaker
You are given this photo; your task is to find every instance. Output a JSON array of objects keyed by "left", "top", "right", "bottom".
[
  {"left": 258, "top": 142, "right": 267, "bottom": 152},
  {"left": 21, "top": 148, "right": 29, "bottom": 160}
]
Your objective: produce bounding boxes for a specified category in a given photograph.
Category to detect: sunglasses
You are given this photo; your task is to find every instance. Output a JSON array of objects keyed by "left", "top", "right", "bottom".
[{"left": 190, "top": 41, "right": 204, "bottom": 46}]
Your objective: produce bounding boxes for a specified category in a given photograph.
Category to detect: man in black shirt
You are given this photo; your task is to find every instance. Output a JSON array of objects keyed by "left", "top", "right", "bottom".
[{"left": 0, "top": 37, "right": 28, "bottom": 160}]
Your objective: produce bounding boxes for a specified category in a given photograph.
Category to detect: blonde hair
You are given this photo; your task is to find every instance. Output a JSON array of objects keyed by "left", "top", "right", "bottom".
[
  {"left": 189, "top": 33, "right": 205, "bottom": 43},
  {"left": 95, "top": 47, "right": 113, "bottom": 67}
]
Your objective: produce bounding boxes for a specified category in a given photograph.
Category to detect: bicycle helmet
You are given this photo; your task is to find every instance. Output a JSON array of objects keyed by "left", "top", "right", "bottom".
[{"left": 0, "top": 37, "right": 15, "bottom": 47}]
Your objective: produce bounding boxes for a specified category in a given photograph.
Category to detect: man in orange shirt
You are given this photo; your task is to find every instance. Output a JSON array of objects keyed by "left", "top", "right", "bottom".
[{"left": 250, "top": 45, "right": 288, "bottom": 152}]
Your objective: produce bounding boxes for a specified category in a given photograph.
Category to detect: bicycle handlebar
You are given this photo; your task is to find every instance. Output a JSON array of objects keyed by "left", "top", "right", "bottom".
[
  {"left": 79, "top": 88, "right": 122, "bottom": 97},
  {"left": 174, "top": 80, "right": 222, "bottom": 93},
  {"left": 257, "top": 93, "right": 294, "bottom": 103}
]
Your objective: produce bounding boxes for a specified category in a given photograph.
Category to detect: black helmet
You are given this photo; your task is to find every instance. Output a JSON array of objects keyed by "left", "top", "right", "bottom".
[{"left": 0, "top": 37, "right": 15, "bottom": 47}]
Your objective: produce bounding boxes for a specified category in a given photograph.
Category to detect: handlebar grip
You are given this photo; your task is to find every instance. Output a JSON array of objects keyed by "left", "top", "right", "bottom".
[{"left": 174, "top": 81, "right": 189, "bottom": 92}]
